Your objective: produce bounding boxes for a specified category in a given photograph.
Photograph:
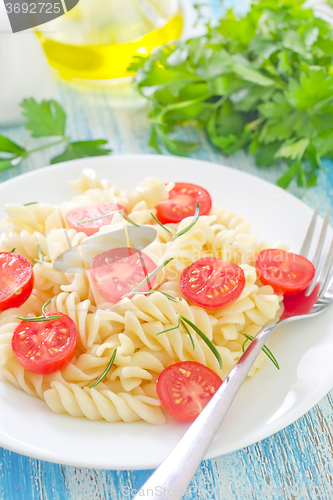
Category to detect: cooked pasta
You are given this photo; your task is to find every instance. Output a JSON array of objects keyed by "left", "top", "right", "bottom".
[{"left": 0, "top": 169, "right": 284, "bottom": 425}]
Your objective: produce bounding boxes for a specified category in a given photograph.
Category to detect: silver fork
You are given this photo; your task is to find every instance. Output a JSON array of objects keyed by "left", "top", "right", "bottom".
[{"left": 133, "top": 208, "right": 333, "bottom": 500}]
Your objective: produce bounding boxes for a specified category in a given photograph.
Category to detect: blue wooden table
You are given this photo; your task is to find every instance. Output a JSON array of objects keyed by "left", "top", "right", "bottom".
[{"left": 1, "top": 76, "right": 333, "bottom": 500}]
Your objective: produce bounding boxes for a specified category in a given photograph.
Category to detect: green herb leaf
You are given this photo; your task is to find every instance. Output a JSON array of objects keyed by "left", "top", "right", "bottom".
[
  {"left": 173, "top": 202, "right": 200, "bottom": 240},
  {"left": 155, "top": 318, "right": 180, "bottom": 336},
  {"left": 133, "top": 0, "right": 333, "bottom": 192},
  {"left": 77, "top": 210, "right": 122, "bottom": 224},
  {"left": 89, "top": 349, "right": 117, "bottom": 388},
  {"left": 32, "top": 243, "right": 44, "bottom": 264},
  {"left": 131, "top": 290, "right": 180, "bottom": 302},
  {"left": 241, "top": 333, "right": 280, "bottom": 370},
  {"left": 0, "top": 99, "right": 111, "bottom": 174},
  {"left": 77, "top": 209, "right": 139, "bottom": 227},
  {"left": 149, "top": 126, "right": 163, "bottom": 154},
  {"left": 233, "top": 63, "right": 275, "bottom": 87},
  {"left": 277, "top": 161, "right": 300, "bottom": 189},
  {"left": 21, "top": 98, "right": 67, "bottom": 137},
  {"left": 125, "top": 258, "right": 174, "bottom": 296},
  {"left": 16, "top": 299, "right": 60, "bottom": 323},
  {"left": 42, "top": 299, "right": 52, "bottom": 317},
  {"left": 38, "top": 244, "right": 44, "bottom": 262},
  {"left": 0, "top": 135, "right": 26, "bottom": 155},
  {"left": 24, "top": 202, "right": 38, "bottom": 206},
  {"left": 16, "top": 314, "right": 62, "bottom": 323},
  {"left": 275, "top": 138, "right": 310, "bottom": 161},
  {"left": 179, "top": 317, "right": 195, "bottom": 350},
  {"left": 51, "top": 140, "right": 111, "bottom": 164},
  {"left": 152, "top": 125, "right": 200, "bottom": 157},
  {"left": 155, "top": 291, "right": 180, "bottom": 302},
  {"left": 151, "top": 213, "right": 173, "bottom": 235},
  {"left": 242, "top": 338, "right": 250, "bottom": 352},
  {"left": 121, "top": 212, "right": 140, "bottom": 227},
  {"left": 0, "top": 157, "right": 23, "bottom": 172},
  {"left": 179, "top": 315, "right": 222, "bottom": 369},
  {"left": 282, "top": 30, "right": 309, "bottom": 59}
]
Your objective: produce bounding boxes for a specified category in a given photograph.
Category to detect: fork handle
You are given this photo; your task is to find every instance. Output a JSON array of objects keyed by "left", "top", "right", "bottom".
[{"left": 132, "top": 323, "right": 278, "bottom": 500}]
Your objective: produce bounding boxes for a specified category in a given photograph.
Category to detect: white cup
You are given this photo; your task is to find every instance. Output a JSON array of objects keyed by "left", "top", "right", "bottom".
[{"left": 0, "top": 3, "right": 56, "bottom": 127}]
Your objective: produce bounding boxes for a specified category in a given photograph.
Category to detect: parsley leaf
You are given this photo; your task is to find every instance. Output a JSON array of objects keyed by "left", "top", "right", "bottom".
[
  {"left": 0, "top": 99, "right": 111, "bottom": 173},
  {"left": 275, "top": 138, "right": 310, "bottom": 161},
  {"left": 133, "top": 0, "right": 333, "bottom": 191},
  {"left": 151, "top": 125, "right": 199, "bottom": 157},
  {"left": 21, "top": 98, "right": 66, "bottom": 137},
  {"left": 51, "top": 140, "right": 111, "bottom": 164},
  {"left": 0, "top": 136, "right": 26, "bottom": 155}
]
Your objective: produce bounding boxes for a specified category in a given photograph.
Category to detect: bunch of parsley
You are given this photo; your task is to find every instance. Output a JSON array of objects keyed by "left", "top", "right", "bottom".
[
  {"left": 0, "top": 99, "right": 111, "bottom": 172},
  {"left": 131, "top": 0, "right": 333, "bottom": 190}
]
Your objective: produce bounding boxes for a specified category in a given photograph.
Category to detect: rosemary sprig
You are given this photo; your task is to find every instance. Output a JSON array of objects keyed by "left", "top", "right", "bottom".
[
  {"left": 149, "top": 202, "right": 201, "bottom": 240},
  {"left": 172, "top": 202, "right": 200, "bottom": 240},
  {"left": 179, "top": 317, "right": 195, "bottom": 350},
  {"left": 24, "top": 202, "right": 38, "bottom": 206},
  {"left": 241, "top": 333, "right": 280, "bottom": 370},
  {"left": 124, "top": 258, "right": 174, "bottom": 296},
  {"left": 9, "top": 248, "right": 16, "bottom": 253},
  {"left": 151, "top": 213, "right": 173, "bottom": 235},
  {"left": 155, "top": 318, "right": 180, "bottom": 336},
  {"left": 77, "top": 210, "right": 121, "bottom": 223},
  {"left": 32, "top": 243, "right": 44, "bottom": 264},
  {"left": 131, "top": 289, "right": 180, "bottom": 302},
  {"left": 179, "top": 315, "right": 223, "bottom": 369},
  {"left": 16, "top": 298, "right": 61, "bottom": 323},
  {"left": 242, "top": 337, "right": 250, "bottom": 352},
  {"left": 89, "top": 348, "right": 117, "bottom": 388},
  {"left": 77, "top": 209, "right": 140, "bottom": 227}
]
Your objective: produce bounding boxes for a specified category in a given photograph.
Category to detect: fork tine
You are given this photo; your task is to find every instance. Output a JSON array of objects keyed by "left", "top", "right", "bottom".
[
  {"left": 299, "top": 208, "right": 319, "bottom": 257},
  {"left": 311, "top": 208, "right": 331, "bottom": 267},
  {"left": 306, "top": 208, "right": 331, "bottom": 297},
  {"left": 318, "top": 236, "right": 333, "bottom": 298}
]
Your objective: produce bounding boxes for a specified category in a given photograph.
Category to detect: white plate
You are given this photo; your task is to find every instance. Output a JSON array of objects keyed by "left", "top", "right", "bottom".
[{"left": 0, "top": 155, "right": 332, "bottom": 470}]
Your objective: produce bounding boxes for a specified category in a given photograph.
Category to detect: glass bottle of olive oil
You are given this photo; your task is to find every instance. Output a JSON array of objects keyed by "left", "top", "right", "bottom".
[{"left": 37, "top": 0, "right": 183, "bottom": 83}]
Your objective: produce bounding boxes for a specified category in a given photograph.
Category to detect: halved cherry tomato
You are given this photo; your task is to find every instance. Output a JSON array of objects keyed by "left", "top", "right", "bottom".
[
  {"left": 66, "top": 202, "right": 126, "bottom": 236},
  {"left": 0, "top": 252, "right": 33, "bottom": 312},
  {"left": 180, "top": 257, "right": 246, "bottom": 310},
  {"left": 256, "top": 249, "right": 315, "bottom": 295},
  {"left": 156, "top": 182, "right": 212, "bottom": 224},
  {"left": 12, "top": 312, "right": 78, "bottom": 375},
  {"left": 281, "top": 283, "right": 320, "bottom": 320},
  {"left": 90, "top": 247, "right": 157, "bottom": 304},
  {"left": 156, "top": 361, "right": 222, "bottom": 422}
]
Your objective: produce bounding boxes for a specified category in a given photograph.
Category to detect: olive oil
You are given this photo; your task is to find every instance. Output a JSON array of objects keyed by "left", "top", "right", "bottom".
[{"left": 37, "top": 2, "right": 183, "bottom": 82}]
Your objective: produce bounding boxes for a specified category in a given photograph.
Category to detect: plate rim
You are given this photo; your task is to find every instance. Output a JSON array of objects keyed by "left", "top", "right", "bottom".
[{"left": 0, "top": 154, "right": 332, "bottom": 470}]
